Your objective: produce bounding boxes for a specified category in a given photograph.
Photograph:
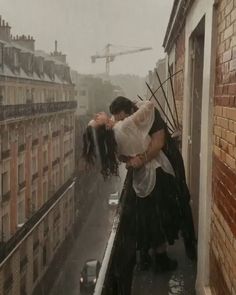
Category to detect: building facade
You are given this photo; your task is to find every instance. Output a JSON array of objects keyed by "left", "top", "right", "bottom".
[
  {"left": 0, "top": 18, "right": 77, "bottom": 295},
  {"left": 163, "top": 0, "right": 236, "bottom": 294}
]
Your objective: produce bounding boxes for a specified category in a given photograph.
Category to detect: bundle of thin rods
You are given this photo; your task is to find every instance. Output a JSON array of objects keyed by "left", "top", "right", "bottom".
[{"left": 138, "top": 65, "right": 182, "bottom": 135}]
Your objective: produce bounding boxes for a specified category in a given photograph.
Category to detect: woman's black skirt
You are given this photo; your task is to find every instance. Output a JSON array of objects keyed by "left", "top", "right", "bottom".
[{"left": 136, "top": 167, "right": 181, "bottom": 250}]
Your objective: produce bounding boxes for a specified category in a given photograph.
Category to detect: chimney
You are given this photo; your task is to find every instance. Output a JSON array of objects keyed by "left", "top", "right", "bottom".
[
  {"left": 13, "top": 34, "right": 35, "bottom": 51},
  {"left": 51, "top": 40, "right": 67, "bottom": 63},
  {"left": 0, "top": 16, "right": 11, "bottom": 42}
]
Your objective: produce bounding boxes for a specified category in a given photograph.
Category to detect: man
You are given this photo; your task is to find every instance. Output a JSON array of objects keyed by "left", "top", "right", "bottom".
[{"left": 110, "top": 96, "right": 196, "bottom": 271}]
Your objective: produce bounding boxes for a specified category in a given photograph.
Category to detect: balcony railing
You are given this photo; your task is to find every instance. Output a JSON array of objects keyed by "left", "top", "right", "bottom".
[
  {"left": 94, "top": 170, "right": 136, "bottom": 295},
  {"left": 64, "top": 149, "right": 73, "bottom": 158},
  {"left": 18, "top": 144, "right": 26, "bottom": 153},
  {"left": 1, "top": 149, "right": 10, "bottom": 159},
  {"left": 0, "top": 101, "right": 77, "bottom": 121},
  {"left": 0, "top": 176, "right": 75, "bottom": 263},
  {"left": 2, "top": 191, "right": 11, "bottom": 204},
  {"left": 18, "top": 180, "right": 26, "bottom": 191},
  {"left": 32, "top": 139, "right": 39, "bottom": 146}
]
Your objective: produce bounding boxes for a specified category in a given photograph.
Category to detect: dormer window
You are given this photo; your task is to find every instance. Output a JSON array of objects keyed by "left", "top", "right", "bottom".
[
  {"left": 0, "top": 44, "right": 3, "bottom": 66},
  {"left": 28, "top": 54, "right": 33, "bottom": 73},
  {"left": 13, "top": 51, "right": 19, "bottom": 68}
]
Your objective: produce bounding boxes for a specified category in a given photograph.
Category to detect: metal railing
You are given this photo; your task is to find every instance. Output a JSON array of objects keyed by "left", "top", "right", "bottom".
[
  {"left": 94, "top": 170, "right": 137, "bottom": 295},
  {"left": 0, "top": 177, "right": 75, "bottom": 263},
  {"left": 0, "top": 101, "right": 77, "bottom": 121}
]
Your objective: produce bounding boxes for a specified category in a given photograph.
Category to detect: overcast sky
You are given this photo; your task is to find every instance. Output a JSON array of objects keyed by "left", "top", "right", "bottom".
[{"left": 1, "top": 0, "right": 173, "bottom": 76}]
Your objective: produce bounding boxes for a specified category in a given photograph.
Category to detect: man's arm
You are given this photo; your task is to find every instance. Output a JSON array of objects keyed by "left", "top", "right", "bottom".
[{"left": 126, "top": 129, "right": 165, "bottom": 168}]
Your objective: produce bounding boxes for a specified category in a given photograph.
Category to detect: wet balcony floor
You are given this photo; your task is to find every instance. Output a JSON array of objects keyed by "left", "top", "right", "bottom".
[{"left": 131, "top": 240, "right": 197, "bottom": 295}]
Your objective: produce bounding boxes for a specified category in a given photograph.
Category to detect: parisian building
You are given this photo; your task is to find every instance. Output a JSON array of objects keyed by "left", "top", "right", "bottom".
[{"left": 0, "top": 17, "right": 77, "bottom": 295}]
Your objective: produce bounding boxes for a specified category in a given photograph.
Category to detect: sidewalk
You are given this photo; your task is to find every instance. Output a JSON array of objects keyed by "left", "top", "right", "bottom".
[{"left": 132, "top": 240, "right": 197, "bottom": 295}]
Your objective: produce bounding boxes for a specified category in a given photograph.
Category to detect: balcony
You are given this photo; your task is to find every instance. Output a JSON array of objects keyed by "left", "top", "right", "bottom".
[
  {"left": 18, "top": 143, "right": 26, "bottom": 153},
  {"left": 18, "top": 180, "right": 26, "bottom": 191},
  {"left": 0, "top": 176, "right": 75, "bottom": 263},
  {"left": 32, "top": 172, "right": 39, "bottom": 182},
  {"left": 1, "top": 149, "right": 10, "bottom": 160},
  {"left": 52, "top": 130, "right": 60, "bottom": 138},
  {"left": 94, "top": 170, "right": 196, "bottom": 295},
  {"left": 52, "top": 158, "right": 60, "bottom": 167},
  {"left": 32, "top": 138, "right": 39, "bottom": 147},
  {"left": 2, "top": 191, "right": 11, "bottom": 203},
  {"left": 64, "top": 149, "right": 73, "bottom": 158},
  {"left": 0, "top": 101, "right": 77, "bottom": 121},
  {"left": 94, "top": 170, "right": 136, "bottom": 295},
  {"left": 43, "top": 166, "right": 49, "bottom": 174},
  {"left": 64, "top": 125, "right": 74, "bottom": 133}
]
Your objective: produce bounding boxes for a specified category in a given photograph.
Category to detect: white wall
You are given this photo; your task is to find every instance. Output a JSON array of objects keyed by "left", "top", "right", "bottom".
[{"left": 182, "top": 0, "right": 216, "bottom": 294}]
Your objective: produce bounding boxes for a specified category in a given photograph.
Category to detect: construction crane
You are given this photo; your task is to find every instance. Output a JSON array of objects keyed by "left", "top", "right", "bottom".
[{"left": 91, "top": 44, "right": 152, "bottom": 75}]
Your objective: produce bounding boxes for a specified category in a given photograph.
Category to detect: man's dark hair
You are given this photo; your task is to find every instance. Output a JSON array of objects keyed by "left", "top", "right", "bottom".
[{"left": 109, "top": 96, "right": 137, "bottom": 115}]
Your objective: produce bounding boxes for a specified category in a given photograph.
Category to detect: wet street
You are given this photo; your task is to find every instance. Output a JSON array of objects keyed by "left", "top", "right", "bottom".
[
  {"left": 49, "top": 166, "right": 126, "bottom": 295},
  {"left": 49, "top": 186, "right": 114, "bottom": 295}
]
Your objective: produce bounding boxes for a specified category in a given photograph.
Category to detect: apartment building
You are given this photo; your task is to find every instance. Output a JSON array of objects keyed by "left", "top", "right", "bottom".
[{"left": 0, "top": 17, "right": 77, "bottom": 295}]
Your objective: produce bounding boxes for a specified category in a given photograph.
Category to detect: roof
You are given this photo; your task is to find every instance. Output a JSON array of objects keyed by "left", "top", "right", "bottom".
[
  {"left": 0, "top": 38, "right": 70, "bottom": 84},
  {"left": 163, "top": 0, "right": 194, "bottom": 52}
]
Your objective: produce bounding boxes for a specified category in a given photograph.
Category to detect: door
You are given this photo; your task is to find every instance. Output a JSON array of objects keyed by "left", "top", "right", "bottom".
[{"left": 188, "top": 17, "right": 205, "bottom": 236}]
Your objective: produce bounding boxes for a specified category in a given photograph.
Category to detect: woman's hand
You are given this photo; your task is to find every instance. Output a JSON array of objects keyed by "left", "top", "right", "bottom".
[{"left": 94, "top": 112, "right": 109, "bottom": 126}]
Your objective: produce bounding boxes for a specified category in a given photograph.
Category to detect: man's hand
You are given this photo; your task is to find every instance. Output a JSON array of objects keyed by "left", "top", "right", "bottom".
[{"left": 126, "top": 154, "right": 145, "bottom": 169}]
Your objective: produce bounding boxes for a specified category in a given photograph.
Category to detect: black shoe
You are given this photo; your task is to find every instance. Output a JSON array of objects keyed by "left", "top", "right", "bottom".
[{"left": 155, "top": 252, "right": 178, "bottom": 272}]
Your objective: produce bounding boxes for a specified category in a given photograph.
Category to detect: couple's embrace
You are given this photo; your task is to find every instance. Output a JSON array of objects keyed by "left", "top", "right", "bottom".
[{"left": 83, "top": 96, "right": 196, "bottom": 272}]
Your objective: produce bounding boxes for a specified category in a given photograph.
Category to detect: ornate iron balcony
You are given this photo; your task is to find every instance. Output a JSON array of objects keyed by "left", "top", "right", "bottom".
[{"left": 0, "top": 101, "right": 77, "bottom": 121}]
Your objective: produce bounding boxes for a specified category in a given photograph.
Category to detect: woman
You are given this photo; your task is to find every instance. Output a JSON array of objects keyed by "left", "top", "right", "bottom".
[{"left": 83, "top": 101, "right": 181, "bottom": 271}]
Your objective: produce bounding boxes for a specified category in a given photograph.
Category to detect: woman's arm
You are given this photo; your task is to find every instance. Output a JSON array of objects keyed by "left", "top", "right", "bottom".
[{"left": 129, "top": 101, "right": 154, "bottom": 126}]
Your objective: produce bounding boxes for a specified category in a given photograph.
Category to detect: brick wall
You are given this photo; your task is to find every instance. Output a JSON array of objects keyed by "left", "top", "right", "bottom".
[
  {"left": 211, "top": 0, "right": 236, "bottom": 293},
  {"left": 174, "top": 27, "right": 186, "bottom": 126}
]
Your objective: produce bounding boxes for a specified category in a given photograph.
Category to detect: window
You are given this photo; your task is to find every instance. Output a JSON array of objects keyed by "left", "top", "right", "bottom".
[
  {"left": 20, "top": 242, "right": 28, "bottom": 273},
  {"left": 43, "top": 150, "right": 48, "bottom": 167},
  {"left": 33, "top": 257, "right": 38, "bottom": 282},
  {"left": 18, "top": 163, "right": 25, "bottom": 185},
  {"left": 64, "top": 164, "right": 69, "bottom": 181},
  {"left": 42, "top": 122, "right": 49, "bottom": 137},
  {"left": 20, "top": 275, "right": 27, "bottom": 295},
  {"left": 3, "top": 261, "right": 13, "bottom": 294},
  {"left": 31, "top": 189, "right": 37, "bottom": 214},
  {"left": 43, "top": 181, "right": 48, "bottom": 203},
  {"left": 18, "top": 127, "right": 25, "bottom": 146},
  {"left": 17, "top": 198, "right": 25, "bottom": 225},
  {"left": 2, "top": 130, "right": 9, "bottom": 151},
  {"left": 2, "top": 213, "right": 10, "bottom": 242},
  {"left": 0, "top": 44, "right": 3, "bottom": 66},
  {"left": 13, "top": 51, "right": 19, "bottom": 68},
  {"left": 32, "top": 150, "right": 38, "bottom": 175},
  {"left": 0, "top": 85, "right": 4, "bottom": 104},
  {"left": 2, "top": 171, "right": 9, "bottom": 195},
  {"left": 32, "top": 125, "right": 38, "bottom": 140},
  {"left": 56, "top": 171, "right": 60, "bottom": 188}
]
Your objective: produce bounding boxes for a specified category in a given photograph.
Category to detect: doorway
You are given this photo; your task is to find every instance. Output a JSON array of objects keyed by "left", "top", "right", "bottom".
[{"left": 188, "top": 17, "right": 205, "bottom": 236}]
